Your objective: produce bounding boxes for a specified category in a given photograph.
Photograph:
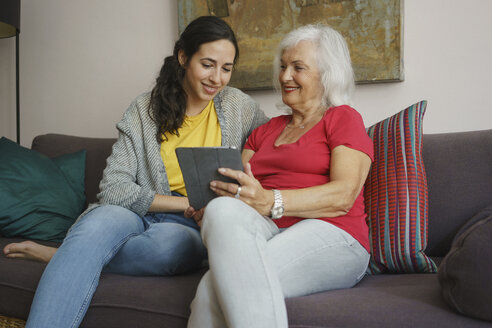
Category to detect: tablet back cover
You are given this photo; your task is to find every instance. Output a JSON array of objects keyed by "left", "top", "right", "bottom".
[{"left": 175, "top": 147, "right": 242, "bottom": 209}]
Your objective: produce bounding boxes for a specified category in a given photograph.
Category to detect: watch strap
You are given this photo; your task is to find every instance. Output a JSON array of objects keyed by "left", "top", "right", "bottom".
[{"left": 270, "top": 189, "right": 284, "bottom": 219}]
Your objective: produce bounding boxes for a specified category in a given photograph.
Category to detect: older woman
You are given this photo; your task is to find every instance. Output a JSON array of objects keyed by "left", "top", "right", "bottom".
[{"left": 187, "top": 24, "right": 374, "bottom": 328}]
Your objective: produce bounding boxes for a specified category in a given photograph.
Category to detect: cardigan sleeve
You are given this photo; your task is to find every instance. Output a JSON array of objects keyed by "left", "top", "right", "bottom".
[{"left": 96, "top": 99, "right": 156, "bottom": 217}]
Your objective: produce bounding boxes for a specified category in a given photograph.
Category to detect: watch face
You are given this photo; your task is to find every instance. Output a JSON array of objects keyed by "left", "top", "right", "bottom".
[{"left": 272, "top": 207, "right": 284, "bottom": 219}]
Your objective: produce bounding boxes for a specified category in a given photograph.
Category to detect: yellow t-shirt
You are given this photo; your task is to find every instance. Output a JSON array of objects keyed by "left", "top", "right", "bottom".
[{"left": 160, "top": 100, "right": 222, "bottom": 196}]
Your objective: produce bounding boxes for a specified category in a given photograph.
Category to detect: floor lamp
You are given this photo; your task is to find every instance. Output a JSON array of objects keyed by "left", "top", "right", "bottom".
[{"left": 0, "top": 0, "right": 21, "bottom": 144}]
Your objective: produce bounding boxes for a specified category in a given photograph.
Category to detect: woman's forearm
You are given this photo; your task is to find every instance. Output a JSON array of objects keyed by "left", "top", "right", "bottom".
[
  {"left": 280, "top": 146, "right": 372, "bottom": 219},
  {"left": 149, "top": 194, "right": 190, "bottom": 213},
  {"left": 281, "top": 181, "right": 360, "bottom": 218}
]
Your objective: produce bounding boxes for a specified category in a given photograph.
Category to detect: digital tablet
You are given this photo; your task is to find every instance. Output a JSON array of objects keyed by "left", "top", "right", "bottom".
[{"left": 175, "top": 147, "right": 243, "bottom": 209}]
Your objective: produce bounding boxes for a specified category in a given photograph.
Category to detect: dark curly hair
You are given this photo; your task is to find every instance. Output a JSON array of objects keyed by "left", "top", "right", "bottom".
[{"left": 149, "top": 16, "right": 239, "bottom": 142}]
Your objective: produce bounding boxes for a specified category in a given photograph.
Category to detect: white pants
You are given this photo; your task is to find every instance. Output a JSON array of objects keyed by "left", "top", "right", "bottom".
[{"left": 188, "top": 197, "right": 369, "bottom": 328}]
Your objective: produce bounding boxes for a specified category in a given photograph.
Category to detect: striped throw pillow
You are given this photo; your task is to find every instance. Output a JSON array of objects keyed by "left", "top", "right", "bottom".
[{"left": 364, "top": 101, "right": 437, "bottom": 274}]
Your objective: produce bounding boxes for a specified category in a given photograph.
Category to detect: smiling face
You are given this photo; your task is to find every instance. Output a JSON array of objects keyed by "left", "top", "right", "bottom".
[
  {"left": 279, "top": 40, "right": 324, "bottom": 112},
  {"left": 179, "top": 39, "right": 236, "bottom": 113}
]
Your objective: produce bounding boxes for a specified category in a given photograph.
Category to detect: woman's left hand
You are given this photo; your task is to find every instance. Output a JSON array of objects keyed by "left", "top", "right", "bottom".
[
  {"left": 184, "top": 206, "right": 205, "bottom": 227},
  {"left": 210, "top": 163, "right": 273, "bottom": 216}
]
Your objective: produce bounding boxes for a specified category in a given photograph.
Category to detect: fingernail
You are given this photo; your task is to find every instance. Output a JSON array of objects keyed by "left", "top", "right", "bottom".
[
  {"left": 210, "top": 182, "right": 216, "bottom": 187},
  {"left": 218, "top": 168, "right": 226, "bottom": 173}
]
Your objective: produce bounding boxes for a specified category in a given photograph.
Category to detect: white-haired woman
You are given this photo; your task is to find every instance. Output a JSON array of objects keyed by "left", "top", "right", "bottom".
[{"left": 187, "top": 24, "right": 374, "bottom": 328}]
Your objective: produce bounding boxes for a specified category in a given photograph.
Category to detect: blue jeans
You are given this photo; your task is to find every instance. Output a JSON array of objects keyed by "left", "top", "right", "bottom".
[
  {"left": 188, "top": 197, "right": 369, "bottom": 328},
  {"left": 26, "top": 204, "right": 207, "bottom": 328}
]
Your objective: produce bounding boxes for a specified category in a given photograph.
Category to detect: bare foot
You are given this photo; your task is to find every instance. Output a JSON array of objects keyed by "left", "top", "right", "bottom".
[{"left": 3, "top": 241, "right": 57, "bottom": 263}]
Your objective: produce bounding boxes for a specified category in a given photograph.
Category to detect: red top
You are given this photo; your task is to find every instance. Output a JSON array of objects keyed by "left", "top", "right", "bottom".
[{"left": 244, "top": 105, "right": 374, "bottom": 252}]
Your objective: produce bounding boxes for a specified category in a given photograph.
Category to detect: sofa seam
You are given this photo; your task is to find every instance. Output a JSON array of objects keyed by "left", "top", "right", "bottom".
[
  {"left": 0, "top": 282, "right": 36, "bottom": 293},
  {"left": 87, "top": 303, "right": 188, "bottom": 319}
]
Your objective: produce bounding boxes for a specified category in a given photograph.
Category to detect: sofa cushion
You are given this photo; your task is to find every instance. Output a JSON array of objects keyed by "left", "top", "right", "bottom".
[
  {"left": 0, "top": 236, "right": 203, "bottom": 328},
  {"left": 438, "top": 205, "right": 492, "bottom": 321},
  {"left": 31, "top": 134, "right": 117, "bottom": 205},
  {"left": 0, "top": 138, "right": 86, "bottom": 242},
  {"left": 286, "top": 273, "right": 489, "bottom": 327},
  {"left": 0, "top": 239, "right": 60, "bottom": 318},
  {"left": 364, "top": 101, "right": 437, "bottom": 273},
  {"left": 2, "top": 237, "right": 488, "bottom": 328}
]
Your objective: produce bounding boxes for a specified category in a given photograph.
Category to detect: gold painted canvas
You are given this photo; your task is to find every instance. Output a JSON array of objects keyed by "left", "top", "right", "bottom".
[{"left": 178, "top": 0, "right": 403, "bottom": 90}]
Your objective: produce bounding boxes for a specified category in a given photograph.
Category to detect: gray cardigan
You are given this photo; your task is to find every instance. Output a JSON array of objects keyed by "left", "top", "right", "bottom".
[{"left": 84, "top": 86, "right": 268, "bottom": 218}]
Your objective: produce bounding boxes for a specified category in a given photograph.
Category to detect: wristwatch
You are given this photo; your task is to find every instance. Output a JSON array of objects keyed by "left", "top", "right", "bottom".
[{"left": 270, "top": 189, "right": 284, "bottom": 219}]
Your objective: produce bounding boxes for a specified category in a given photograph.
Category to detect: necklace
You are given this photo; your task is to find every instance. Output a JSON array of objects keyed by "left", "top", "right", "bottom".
[
  {"left": 287, "top": 108, "right": 325, "bottom": 129},
  {"left": 286, "top": 124, "right": 305, "bottom": 129}
]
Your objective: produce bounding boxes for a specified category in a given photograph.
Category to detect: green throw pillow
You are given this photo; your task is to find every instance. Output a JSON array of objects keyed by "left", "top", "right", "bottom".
[{"left": 0, "top": 137, "right": 86, "bottom": 242}]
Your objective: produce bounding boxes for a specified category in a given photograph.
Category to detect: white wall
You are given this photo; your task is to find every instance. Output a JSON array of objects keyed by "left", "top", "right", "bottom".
[
  {"left": 1, "top": 0, "right": 491, "bottom": 147},
  {"left": 0, "top": 0, "right": 178, "bottom": 146}
]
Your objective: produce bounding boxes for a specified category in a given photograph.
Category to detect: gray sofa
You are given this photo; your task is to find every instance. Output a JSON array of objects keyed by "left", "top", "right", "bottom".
[{"left": 1, "top": 130, "right": 492, "bottom": 327}]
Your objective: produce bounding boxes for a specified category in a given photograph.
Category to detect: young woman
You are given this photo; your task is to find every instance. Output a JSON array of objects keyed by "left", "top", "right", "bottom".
[
  {"left": 10, "top": 16, "right": 267, "bottom": 328},
  {"left": 187, "top": 24, "right": 373, "bottom": 328}
]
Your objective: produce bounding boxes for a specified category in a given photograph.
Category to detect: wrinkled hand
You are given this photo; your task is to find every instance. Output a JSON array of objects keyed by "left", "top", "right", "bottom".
[
  {"left": 184, "top": 206, "right": 205, "bottom": 227},
  {"left": 210, "top": 163, "right": 273, "bottom": 216}
]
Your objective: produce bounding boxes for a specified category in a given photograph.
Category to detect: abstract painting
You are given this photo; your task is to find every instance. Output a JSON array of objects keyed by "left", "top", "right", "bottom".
[{"left": 178, "top": 0, "right": 403, "bottom": 90}]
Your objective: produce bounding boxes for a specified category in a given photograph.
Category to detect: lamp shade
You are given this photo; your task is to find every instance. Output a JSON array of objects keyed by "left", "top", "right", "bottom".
[{"left": 0, "top": 0, "right": 20, "bottom": 38}]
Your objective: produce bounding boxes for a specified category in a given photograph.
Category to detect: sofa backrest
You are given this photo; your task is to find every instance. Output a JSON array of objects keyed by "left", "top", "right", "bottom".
[
  {"left": 31, "top": 134, "right": 116, "bottom": 206},
  {"left": 32, "top": 129, "right": 492, "bottom": 257},
  {"left": 423, "top": 129, "right": 492, "bottom": 257}
]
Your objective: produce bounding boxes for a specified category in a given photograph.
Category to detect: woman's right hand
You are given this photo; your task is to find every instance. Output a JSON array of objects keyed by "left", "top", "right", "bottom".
[{"left": 210, "top": 163, "right": 273, "bottom": 216}]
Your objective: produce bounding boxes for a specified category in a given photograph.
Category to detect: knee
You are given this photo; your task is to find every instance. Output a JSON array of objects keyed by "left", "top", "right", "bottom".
[
  {"left": 202, "top": 197, "right": 242, "bottom": 232},
  {"left": 149, "top": 223, "right": 204, "bottom": 255},
  {"left": 147, "top": 225, "right": 205, "bottom": 274},
  {"left": 71, "top": 205, "right": 141, "bottom": 236},
  {"left": 201, "top": 197, "right": 262, "bottom": 243},
  {"left": 204, "top": 197, "right": 239, "bottom": 218}
]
